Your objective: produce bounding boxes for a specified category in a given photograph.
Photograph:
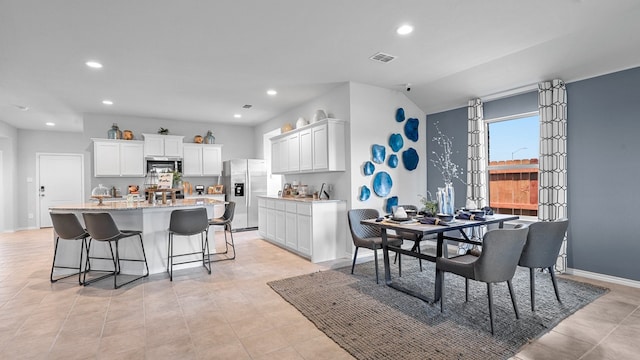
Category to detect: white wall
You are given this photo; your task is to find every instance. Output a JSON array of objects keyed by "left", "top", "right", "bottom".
[
  {"left": 349, "top": 82, "right": 427, "bottom": 214},
  {"left": 0, "top": 120, "right": 18, "bottom": 232}
]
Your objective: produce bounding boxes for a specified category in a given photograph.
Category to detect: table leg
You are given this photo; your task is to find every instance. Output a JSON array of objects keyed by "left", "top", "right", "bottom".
[
  {"left": 433, "top": 232, "right": 444, "bottom": 303},
  {"left": 381, "top": 229, "right": 392, "bottom": 285}
]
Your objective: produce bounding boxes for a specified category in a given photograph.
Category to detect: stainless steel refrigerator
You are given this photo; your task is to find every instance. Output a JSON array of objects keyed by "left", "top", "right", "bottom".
[{"left": 222, "top": 159, "right": 267, "bottom": 230}]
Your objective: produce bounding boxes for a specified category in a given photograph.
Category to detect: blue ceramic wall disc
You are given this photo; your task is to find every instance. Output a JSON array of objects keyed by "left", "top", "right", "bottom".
[
  {"left": 389, "top": 133, "right": 404, "bottom": 152},
  {"left": 402, "top": 148, "right": 419, "bottom": 171},
  {"left": 363, "top": 161, "right": 375, "bottom": 176},
  {"left": 359, "top": 186, "right": 371, "bottom": 201},
  {"left": 404, "top": 118, "right": 419, "bottom": 142},
  {"left": 395, "top": 108, "right": 405, "bottom": 122},
  {"left": 385, "top": 196, "right": 398, "bottom": 214},
  {"left": 388, "top": 154, "right": 398, "bottom": 168},
  {"left": 373, "top": 171, "right": 393, "bottom": 197},
  {"left": 371, "top": 144, "right": 386, "bottom": 164}
]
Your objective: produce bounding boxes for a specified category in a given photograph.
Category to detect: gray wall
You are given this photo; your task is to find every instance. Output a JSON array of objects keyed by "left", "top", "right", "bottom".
[
  {"left": 0, "top": 121, "right": 18, "bottom": 232},
  {"left": 566, "top": 67, "right": 640, "bottom": 280},
  {"left": 426, "top": 66, "right": 640, "bottom": 281}
]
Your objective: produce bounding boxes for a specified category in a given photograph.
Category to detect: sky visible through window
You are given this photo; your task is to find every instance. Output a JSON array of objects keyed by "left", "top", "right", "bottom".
[{"left": 488, "top": 115, "right": 539, "bottom": 161}]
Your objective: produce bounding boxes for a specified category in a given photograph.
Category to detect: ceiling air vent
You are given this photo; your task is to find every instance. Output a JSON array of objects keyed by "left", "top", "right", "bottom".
[
  {"left": 242, "top": 104, "right": 252, "bottom": 109},
  {"left": 369, "top": 52, "right": 396, "bottom": 63}
]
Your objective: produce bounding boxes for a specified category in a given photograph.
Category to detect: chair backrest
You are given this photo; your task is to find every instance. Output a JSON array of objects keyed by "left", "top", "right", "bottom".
[
  {"left": 222, "top": 201, "right": 236, "bottom": 223},
  {"left": 473, "top": 226, "right": 529, "bottom": 283},
  {"left": 169, "top": 207, "right": 209, "bottom": 235},
  {"left": 518, "top": 219, "right": 569, "bottom": 268},
  {"left": 347, "top": 209, "right": 381, "bottom": 244},
  {"left": 50, "top": 213, "right": 87, "bottom": 240},
  {"left": 83, "top": 213, "right": 121, "bottom": 241}
]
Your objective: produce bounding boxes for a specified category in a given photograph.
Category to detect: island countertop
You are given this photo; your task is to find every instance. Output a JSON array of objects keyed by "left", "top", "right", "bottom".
[{"left": 49, "top": 198, "right": 224, "bottom": 211}]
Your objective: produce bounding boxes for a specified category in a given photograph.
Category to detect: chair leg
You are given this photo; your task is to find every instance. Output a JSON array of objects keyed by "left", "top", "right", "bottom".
[
  {"left": 374, "top": 248, "right": 379, "bottom": 284},
  {"left": 108, "top": 241, "right": 118, "bottom": 289},
  {"left": 487, "top": 282, "right": 495, "bottom": 335},
  {"left": 416, "top": 244, "right": 423, "bottom": 272},
  {"left": 351, "top": 247, "right": 359, "bottom": 274},
  {"left": 529, "top": 268, "right": 536, "bottom": 312},
  {"left": 49, "top": 237, "right": 60, "bottom": 283},
  {"left": 50, "top": 237, "right": 87, "bottom": 285},
  {"left": 138, "top": 234, "right": 149, "bottom": 278},
  {"left": 465, "top": 278, "right": 469, "bottom": 302},
  {"left": 507, "top": 279, "right": 520, "bottom": 319},
  {"left": 440, "top": 272, "right": 445, "bottom": 313},
  {"left": 549, "top": 266, "right": 562, "bottom": 303},
  {"left": 397, "top": 248, "right": 401, "bottom": 277}
]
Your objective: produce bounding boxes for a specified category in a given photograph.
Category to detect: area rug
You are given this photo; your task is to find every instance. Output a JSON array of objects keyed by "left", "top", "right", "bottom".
[{"left": 268, "top": 258, "right": 607, "bottom": 360}]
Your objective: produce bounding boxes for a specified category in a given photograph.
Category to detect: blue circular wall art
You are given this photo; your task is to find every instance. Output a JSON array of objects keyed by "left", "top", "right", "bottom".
[
  {"left": 363, "top": 161, "right": 375, "bottom": 176},
  {"left": 404, "top": 118, "right": 419, "bottom": 142},
  {"left": 395, "top": 108, "right": 405, "bottom": 122},
  {"left": 371, "top": 144, "right": 386, "bottom": 164},
  {"left": 388, "top": 154, "right": 398, "bottom": 168},
  {"left": 359, "top": 185, "right": 371, "bottom": 201},
  {"left": 402, "top": 147, "right": 419, "bottom": 171},
  {"left": 389, "top": 133, "right": 404, "bottom": 152},
  {"left": 373, "top": 171, "right": 393, "bottom": 197},
  {"left": 385, "top": 196, "right": 398, "bottom": 214}
]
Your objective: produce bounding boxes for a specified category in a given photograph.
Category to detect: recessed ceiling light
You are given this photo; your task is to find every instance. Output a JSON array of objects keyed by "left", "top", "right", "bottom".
[
  {"left": 396, "top": 24, "right": 414, "bottom": 35},
  {"left": 267, "top": 89, "right": 277, "bottom": 96},
  {"left": 102, "top": 100, "right": 113, "bottom": 105},
  {"left": 233, "top": 114, "right": 242, "bottom": 118},
  {"left": 85, "top": 61, "right": 103, "bottom": 69},
  {"left": 46, "top": 122, "right": 55, "bottom": 126}
]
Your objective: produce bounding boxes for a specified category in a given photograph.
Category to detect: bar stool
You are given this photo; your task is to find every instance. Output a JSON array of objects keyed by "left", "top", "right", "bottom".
[
  {"left": 82, "top": 212, "right": 149, "bottom": 289},
  {"left": 208, "top": 201, "right": 236, "bottom": 262},
  {"left": 167, "top": 207, "right": 211, "bottom": 281},
  {"left": 50, "top": 213, "right": 90, "bottom": 284}
]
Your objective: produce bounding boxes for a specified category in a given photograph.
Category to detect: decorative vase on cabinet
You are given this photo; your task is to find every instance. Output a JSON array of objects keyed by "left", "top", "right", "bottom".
[
  {"left": 107, "top": 123, "right": 122, "bottom": 139},
  {"left": 204, "top": 130, "right": 215, "bottom": 144}
]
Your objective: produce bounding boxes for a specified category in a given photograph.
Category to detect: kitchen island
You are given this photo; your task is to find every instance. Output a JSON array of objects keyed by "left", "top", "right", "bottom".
[
  {"left": 257, "top": 196, "right": 347, "bottom": 263},
  {"left": 49, "top": 198, "right": 225, "bottom": 275}
]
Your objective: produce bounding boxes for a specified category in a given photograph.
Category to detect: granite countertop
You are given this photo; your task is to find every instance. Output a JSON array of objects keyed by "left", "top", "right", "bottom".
[
  {"left": 49, "top": 198, "right": 225, "bottom": 211},
  {"left": 258, "top": 195, "right": 345, "bottom": 203}
]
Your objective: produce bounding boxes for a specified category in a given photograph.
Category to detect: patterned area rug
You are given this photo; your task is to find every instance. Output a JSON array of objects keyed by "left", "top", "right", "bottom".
[{"left": 268, "top": 258, "right": 607, "bottom": 360}]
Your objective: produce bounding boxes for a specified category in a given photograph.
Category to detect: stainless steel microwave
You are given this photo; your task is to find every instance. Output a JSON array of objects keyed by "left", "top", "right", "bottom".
[{"left": 146, "top": 159, "right": 182, "bottom": 174}]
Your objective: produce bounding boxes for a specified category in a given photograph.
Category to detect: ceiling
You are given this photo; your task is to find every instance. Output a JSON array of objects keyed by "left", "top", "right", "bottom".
[{"left": 2, "top": 0, "right": 640, "bottom": 133}]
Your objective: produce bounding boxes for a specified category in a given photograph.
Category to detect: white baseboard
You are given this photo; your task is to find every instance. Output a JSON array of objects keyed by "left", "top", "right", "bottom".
[{"left": 566, "top": 267, "right": 640, "bottom": 289}]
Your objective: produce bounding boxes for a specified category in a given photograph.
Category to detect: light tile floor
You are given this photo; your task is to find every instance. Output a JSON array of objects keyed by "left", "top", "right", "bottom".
[{"left": 0, "top": 228, "right": 638, "bottom": 359}]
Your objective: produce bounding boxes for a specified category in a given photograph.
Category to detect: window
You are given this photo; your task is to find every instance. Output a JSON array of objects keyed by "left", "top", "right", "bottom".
[{"left": 486, "top": 112, "right": 539, "bottom": 217}]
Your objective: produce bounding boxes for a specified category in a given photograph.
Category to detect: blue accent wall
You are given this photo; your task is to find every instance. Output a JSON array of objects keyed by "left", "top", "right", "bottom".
[{"left": 426, "top": 66, "right": 640, "bottom": 281}]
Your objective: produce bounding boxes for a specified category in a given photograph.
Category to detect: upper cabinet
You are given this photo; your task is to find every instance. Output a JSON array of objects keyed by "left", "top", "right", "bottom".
[
  {"left": 183, "top": 144, "right": 223, "bottom": 176},
  {"left": 142, "top": 133, "right": 184, "bottom": 157},
  {"left": 93, "top": 139, "right": 145, "bottom": 177},
  {"left": 270, "top": 119, "right": 345, "bottom": 174}
]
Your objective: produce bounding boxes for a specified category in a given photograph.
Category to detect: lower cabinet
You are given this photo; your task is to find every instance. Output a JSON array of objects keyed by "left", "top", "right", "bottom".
[{"left": 257, "top": 197, "right": 346, "bottom": 262}]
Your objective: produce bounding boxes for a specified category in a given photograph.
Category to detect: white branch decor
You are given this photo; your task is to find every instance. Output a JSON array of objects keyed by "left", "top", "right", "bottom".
[{"left": 430, "top": 122, "right": 465, "bottom": 185}]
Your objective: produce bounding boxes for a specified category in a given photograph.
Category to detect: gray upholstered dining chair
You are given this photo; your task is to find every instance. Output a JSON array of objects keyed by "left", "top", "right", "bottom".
[
  {"left": 394, "top": 204, "right": 434, "bottom": 271},
  {"left": 518, "top": 219, "right": 569, "bottom": 311},
  {"left": 436, "top": 226, "right": 529, "bottom": 335},
  {"left": 347, "top": 209, "right": 403, "bottom": 284},
  {"left": 50, "top": 213, "right": 90, "bottom": 284},
  {"left": 83, "top": 212, "right": 149, "bottom": 288}
]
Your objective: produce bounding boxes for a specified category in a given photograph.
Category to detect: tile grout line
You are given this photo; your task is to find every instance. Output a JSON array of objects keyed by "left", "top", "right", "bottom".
[
  {"left": 577, "top": 303, "right": 640, "bottom": 360},
  {"left": 46, "top": 289, "right": 81, "bottom": 354}
]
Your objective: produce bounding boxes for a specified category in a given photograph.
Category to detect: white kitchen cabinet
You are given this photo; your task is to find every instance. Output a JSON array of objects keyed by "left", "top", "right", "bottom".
[
  {"left": 257, "top": 197, "right": 346, "bottom": 262},
  {"left": 142, "top": 133, "right": 184, "bottom": 157},
  {"left": 183, "top": 144, "right": 222, "bottom": 176},
  {"left": 93, "top": 139, "right": 144, "bottom": 177},
  {"left": 269, "top": 119, "right": 345, "bottom": 174}
]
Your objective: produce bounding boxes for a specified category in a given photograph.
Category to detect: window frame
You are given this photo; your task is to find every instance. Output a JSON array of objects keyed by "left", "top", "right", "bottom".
[{"left": 484, "top": 110, "right": 539, "bottom": 220}]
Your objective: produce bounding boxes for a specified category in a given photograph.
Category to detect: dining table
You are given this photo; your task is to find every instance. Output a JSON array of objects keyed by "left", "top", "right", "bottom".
[{"left": 361, "top": 213, "right": 519, "bottom": 304}]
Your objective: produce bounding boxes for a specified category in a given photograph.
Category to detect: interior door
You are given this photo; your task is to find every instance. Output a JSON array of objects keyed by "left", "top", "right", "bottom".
[{"left": 38, "top": 153, "right": 84, "bottom": 228}]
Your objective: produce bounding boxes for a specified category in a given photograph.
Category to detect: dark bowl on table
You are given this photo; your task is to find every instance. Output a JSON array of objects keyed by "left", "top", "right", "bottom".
[
  {"left": 470, "top": 209, "right": 485, "bottom": 217},
  {"left": 436, "top": 213, "right": 454, "bottom": 222}
]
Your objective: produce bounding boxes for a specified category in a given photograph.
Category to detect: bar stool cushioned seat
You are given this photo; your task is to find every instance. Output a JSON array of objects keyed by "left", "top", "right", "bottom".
[
  {"left": 167, "top": 207, "right": 211, "bottom": 281},
  {"left": 83, "top": 212, "right": 149, "bottom": 288},
  {"left": 50, "top": 213, "right": 90, "bottom": 284}
]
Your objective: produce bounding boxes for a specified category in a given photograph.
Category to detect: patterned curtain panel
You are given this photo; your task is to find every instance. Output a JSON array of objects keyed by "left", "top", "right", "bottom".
[
  {"left": 466, "top": 98, "right": 488, "bottom": 208},
  {"left": 538, "top": 79, "right": 568, "bottom": 272}
]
